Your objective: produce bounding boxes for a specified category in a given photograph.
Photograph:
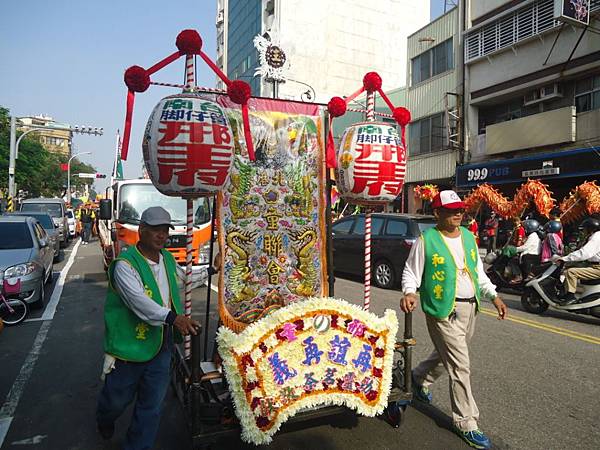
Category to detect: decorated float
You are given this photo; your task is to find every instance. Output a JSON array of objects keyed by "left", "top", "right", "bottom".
[{"left": 118, "top": 30, "right": 415, "bottom": 448}]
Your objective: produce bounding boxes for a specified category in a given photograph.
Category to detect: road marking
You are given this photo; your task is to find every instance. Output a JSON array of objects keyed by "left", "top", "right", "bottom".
[
  {"left": 0, "top": 242, "right": 80, "bottom": 446},
  {"left": 40, "top": 240, "right": 81, "bottom": 321},
  {"left": 481, "top": 308, "right": 600, "bottom": 345}
]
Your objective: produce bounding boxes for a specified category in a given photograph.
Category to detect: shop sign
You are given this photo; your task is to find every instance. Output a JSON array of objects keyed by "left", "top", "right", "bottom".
[
  {"left": 554, "top": 0, "right": 590, "bottom": 26},
  {"left": 522, "top": 168, "right": 560, "bottom": 177}
]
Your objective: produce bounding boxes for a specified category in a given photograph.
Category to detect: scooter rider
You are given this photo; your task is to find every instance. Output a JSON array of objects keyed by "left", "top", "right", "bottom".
[
  {"left": 540, "top": 220, "right": 563, "bottom": 263},
  {"left": 556, "top": 217, "right": 600, "bottom": 305},
  {"left": 516, "top": 219, "right": 541, "bottom": 280}
]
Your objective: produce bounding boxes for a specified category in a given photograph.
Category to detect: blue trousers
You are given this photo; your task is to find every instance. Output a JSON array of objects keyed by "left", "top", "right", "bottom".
[
  {"left": 82, "top": 222, "right": 92, "bottom": 242},
  {"left": 96, "top": 344, "right": 172, "bottom": 450}
]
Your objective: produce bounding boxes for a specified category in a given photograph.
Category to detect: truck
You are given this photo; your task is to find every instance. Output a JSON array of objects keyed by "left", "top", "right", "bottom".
[{"left": 98, "top": 178, "right": 212, "bottom": 274}]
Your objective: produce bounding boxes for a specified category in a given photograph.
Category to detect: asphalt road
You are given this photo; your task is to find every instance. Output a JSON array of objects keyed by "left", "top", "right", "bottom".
[{"left": 1, "top": 239, "right": 599, "bottom": 450}]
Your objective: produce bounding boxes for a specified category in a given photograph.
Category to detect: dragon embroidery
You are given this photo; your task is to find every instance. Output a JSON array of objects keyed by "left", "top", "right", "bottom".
[
  {"left": 226, "top": 227, "right": 259, "bottom": 303},
  {"left": 228, "top": 156, "right": 260, "bottom": 223},
  {"left": 288, "top": 228, "right": 318, "bottom": 297},
  {"left": 284, "top": 160, "right": 313, "bottom": 218}
]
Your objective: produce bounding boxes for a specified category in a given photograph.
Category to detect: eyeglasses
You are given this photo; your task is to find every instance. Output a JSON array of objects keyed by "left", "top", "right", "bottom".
[{"left": 440, "top": 208, "right": 465, "bottom": 215}]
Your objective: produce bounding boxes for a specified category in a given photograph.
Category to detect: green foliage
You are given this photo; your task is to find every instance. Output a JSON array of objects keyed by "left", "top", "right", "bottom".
[{"left": 0, "top": 106, "right": 97, "bottom": 197}]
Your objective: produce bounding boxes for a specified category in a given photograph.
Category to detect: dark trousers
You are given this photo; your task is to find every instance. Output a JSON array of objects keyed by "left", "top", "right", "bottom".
[
  {"left": 96, "top": 342, "right": 172, "bottom": 450},
  {"left": 521, "top": 254, "right": 539, "bottom": 278},
  {"left": 82, "top": 222, "right": 92, "bottom": 242}
]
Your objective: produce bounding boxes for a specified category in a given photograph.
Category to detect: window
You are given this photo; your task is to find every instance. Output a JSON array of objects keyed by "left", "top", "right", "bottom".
[
  {"left": 332, "top": 219, "right": 353, "bottom": 235},
  {"left": 0, "top": 223, "right": 33, "bottom": 249},
  {"left": 575, "top": 75, "right": 600, "bottom": 113},
  {"left": 352, "top": 217, "right": 384, "bottom": 236},
  {"left": 386, "top": 219, "right": 408, "bottom": 236},
  {"left": 409, "top": 113, "right": 446, "bottom": 156},
  {"left": 411, "top": 38, "right": 453, "bottom": 85}
]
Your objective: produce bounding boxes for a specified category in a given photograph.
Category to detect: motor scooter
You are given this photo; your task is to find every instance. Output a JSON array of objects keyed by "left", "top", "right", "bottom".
[
  {"left": 485, "top": 251, "right": 550, "bottom": 294},
  {"left": 520, "top": 262, "right": 600, "bottom": 319}
]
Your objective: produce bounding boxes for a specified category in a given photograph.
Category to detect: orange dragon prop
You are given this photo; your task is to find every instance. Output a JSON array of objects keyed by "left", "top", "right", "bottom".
[
  {"left": 559, "top": 181, "right": 600, "bottom": 224},
  {"left": 413, "top": 184, "right": 439, "bottom": 201},
  {"left": 463, "top": 179, "right": 555, "bottom": 219}
]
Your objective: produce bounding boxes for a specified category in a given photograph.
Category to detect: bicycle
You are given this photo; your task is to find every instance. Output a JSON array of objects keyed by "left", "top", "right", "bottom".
[{"left": 0, "top": 279, "right": 28, "bottom": 326}]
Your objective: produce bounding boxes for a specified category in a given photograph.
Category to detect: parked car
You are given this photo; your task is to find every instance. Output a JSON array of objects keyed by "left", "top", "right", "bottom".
[
  {"left": 7, "top": 212, "right": 60, "bottom": 261},
  {"left": 332, "top": 213, "right": 436, "bottom": 289},
  {"left": 0, "top": 216, "right": 54, "bottom": 309},
  {"left": 20, "top": 198, "right": 69, "bottom": 247},
  {"left": 66, "top": 208, "right": 76, "bottom": 238}
]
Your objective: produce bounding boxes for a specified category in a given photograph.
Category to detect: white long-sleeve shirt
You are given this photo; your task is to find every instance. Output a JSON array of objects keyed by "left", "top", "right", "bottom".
[
  {"left": 562, "top": 231, "right": 600, "bottom": 263},
  {"left": 402, "top": 233, "right": 497, "bottom": 301},
  {"left": 516, "top": 232, "right": 541, "bottom": 256},
  {"left": 113, "top": 254, "right": 207, "bottom": 326}
]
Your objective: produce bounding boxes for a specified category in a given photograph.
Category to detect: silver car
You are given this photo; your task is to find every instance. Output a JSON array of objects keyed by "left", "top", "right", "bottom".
[
  {"left": 20, "top": 198, "right": 69, "bottom": 248},
  {"left": 0, "top": 216, "right": 54, "bottom": 309},
  {"left": 7, "top": 212, "right": 60, "bottom": 261}
]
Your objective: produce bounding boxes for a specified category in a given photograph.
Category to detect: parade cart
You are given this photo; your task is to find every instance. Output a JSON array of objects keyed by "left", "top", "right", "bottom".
[{"left": 119, "top": 29, "right": 415, "bottom": 449}]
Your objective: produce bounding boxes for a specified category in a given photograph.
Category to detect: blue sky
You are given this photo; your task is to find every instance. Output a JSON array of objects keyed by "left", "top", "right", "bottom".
[{"left": 1, "top": 0, "right": 444, "bottom": 193}]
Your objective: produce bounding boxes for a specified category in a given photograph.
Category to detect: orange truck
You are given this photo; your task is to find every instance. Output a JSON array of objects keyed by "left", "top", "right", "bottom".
[{"left": 98, "top": 178, "right": 212, "bottom": 273}]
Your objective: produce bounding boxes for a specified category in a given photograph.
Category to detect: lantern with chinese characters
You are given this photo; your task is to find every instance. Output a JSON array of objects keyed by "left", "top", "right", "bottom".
[
  {"left": 142, "top": 93, "right": 235, "bottom": 197},
  {"left": 335, "top": 121, "right": 406, "bottom": 205}
]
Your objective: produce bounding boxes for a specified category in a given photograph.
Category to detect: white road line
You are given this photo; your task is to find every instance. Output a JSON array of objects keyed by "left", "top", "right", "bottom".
[
  {"left": 210, "top": 282, "right": 219, "bottom": 293},
  {"left": 0, "top": 242, "right": 80, "bottom": 447},
  {"left": 40, "top": 240, "right": 80, "bottom": 321}
]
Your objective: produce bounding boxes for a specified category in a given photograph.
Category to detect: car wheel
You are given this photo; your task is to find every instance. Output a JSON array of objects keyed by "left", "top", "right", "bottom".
[
  {"left": 31, "top": 279, "right": 45, "bottom": 310},
  {"left": 373, "top": 260, "right": 395, "bottom": 289}
]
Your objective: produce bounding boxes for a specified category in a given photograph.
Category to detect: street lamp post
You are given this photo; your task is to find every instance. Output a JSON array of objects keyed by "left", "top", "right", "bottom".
[{"left": 67, "top": 151, "right": 91, "bottom": 203}]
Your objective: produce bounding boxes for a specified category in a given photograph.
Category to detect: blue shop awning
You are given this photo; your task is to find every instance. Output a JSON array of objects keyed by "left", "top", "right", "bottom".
[{"left": 456, "top": 147, "right": 600, "bottom": 188}]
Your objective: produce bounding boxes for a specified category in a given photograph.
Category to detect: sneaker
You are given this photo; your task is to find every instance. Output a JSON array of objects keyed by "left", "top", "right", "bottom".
[
  {"left": 411, "top": 373, "right": 432, "bottom": 404},
  {"left": 455, "top": 428, "right": 491, "bottom": 449},
  {"left": 97, "top": 422, "right": 114, "bottom": 440}
]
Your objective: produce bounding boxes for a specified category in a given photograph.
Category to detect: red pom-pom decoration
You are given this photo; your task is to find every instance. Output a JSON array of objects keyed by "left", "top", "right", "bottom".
[
  {"left": 328, "top": 96, "right": 347, "bottom": 117},
  {"left": 393, "top": 107, "right": 411, "bottom": 126},
  {"left": 227, "top": 80, "right": 252, "bottom": 105},
  {"left": 176, "top": 29, "right": 202, "bottom": 54},
  {"left": 124, "top": 65, "right": 150, "bottom": 93},
  {"left": 363, "top": 72, "right": 382, "bottom": 92}
]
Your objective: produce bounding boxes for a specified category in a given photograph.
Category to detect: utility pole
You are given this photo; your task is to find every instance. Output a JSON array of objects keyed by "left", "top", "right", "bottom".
[{"left": 8, "top": 116, "right": 16, "bottom": 197}]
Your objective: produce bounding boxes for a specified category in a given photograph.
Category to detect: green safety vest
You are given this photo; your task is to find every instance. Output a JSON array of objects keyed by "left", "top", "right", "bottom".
[
  {"left": 104, "top": 246, "right": 182, "bottom": 362},
  {"left": 420, "top": 227, "right": 480, "bottom": 319}
]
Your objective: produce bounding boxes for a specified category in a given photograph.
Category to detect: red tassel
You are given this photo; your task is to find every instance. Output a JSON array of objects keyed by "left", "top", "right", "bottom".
[
  {"left": 121, "top": 90, "right": 135, "bottom": 161},
  {"left": 326, "top": 117, "right": 337, "bottom": 169},
  {"left": 241, "top": 104, "right": 255, "bottom": 161}
]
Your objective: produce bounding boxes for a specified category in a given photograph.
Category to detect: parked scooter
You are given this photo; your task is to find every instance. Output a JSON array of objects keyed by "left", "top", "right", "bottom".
[{"left": 520, "top": 262, "right": 600, "bottom": 319}]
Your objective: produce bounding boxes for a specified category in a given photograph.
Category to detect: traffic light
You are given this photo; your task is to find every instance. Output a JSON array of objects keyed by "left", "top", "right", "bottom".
[
  {"left": 95, "top": 173, "right": 107, "bottom": 178},
  {"left": 71, "top": 126, "right": 104, "bottom": 136}
]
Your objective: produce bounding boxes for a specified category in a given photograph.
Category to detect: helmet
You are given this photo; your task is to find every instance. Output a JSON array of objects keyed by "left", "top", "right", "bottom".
[
  {"left": 523, "top": 219, "right": 540, "bottom": 235},
  {"left": 543, "top": 220, "right": 562, "bottom": 234},
  {"left": 581, "top": 217, "right": 600, "bottom": 233}
]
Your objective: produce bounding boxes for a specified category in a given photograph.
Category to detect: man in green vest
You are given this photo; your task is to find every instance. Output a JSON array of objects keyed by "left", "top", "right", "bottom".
[
  {"left": 401, "top": 190, "right": 508, "bottom": 450},
  {"left": 96, "top": 206, "right": 200, "bottom": 449}
]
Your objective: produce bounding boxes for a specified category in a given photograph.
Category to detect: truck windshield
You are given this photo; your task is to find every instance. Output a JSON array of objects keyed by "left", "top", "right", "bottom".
[{"left": 118, "top": 184, "right": 211, "bottom": 226}]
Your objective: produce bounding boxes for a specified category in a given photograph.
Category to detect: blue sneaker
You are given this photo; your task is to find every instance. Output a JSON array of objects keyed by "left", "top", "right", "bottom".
[
  {"left": 411, "top": 373, "right": 432, "bottom": 403},
  {"left": 455, "top": 429, "right": 491, "bottom": 449}
]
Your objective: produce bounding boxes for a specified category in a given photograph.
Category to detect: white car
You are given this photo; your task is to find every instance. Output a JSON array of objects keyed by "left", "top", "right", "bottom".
[{"left": 66, "top": 209, "right": 76, "bottom": 238}]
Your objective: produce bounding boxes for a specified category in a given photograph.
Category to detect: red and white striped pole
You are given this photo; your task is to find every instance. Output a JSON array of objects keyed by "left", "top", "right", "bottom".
[
  {"left": 363, "top": 89, "right": 375, "bottom": 310},
  {"left": 184, "top": 198, "right": 194, "bottom": 358},
  {"left": 183, "top": 54, "right": 195, "bottom": 358}
]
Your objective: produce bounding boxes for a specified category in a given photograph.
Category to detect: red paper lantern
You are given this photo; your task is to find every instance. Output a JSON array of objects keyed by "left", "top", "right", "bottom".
[
  {"left": 142, "top": 93, "right": 234, "bottom": 197},
  {"left": 336, "top": 122, "right": 406, "bottom": 205}
]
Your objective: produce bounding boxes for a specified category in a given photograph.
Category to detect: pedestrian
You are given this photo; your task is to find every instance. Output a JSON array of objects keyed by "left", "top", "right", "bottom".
[
  {"left": 401, "top": 190, "right": 507, "bottom": 450},
  {"left": 80, "top": 207, "right": 93, "bottom": 245},
  {"left": 483, "top": 212, "right": 498, "bottom": 253},
  {"left": 96, "top": 206, "right": 200, "bottom": 449}
]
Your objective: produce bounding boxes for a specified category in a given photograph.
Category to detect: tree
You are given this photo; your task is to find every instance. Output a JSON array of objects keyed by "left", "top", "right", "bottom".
[{"left": 0, "top": 106, "right": 97, "bottom": 198}]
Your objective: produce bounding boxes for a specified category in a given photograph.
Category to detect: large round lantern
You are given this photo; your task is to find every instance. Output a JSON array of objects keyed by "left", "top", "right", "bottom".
[
  {"left": 142, "top": 93, "right": 234, "bottom": 197},
  {"left": 335, "top": 121, "right": 406, "bottom": 205}
]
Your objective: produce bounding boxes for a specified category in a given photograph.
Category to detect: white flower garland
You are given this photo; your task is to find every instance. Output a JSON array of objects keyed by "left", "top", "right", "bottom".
[{"left": 217, "top": 297, "right": 399, "bottom": 445}]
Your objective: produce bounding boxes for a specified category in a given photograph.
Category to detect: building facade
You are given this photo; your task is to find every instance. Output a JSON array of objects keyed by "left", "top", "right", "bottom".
[
  {"left": 459, "top": 0, "right": 600, "bottom": 202},
  {"left": 217, "top": 0, "right": 429, "bottom": 102},
  {"left": 404, "top": 6, "right": 462, "bottom": 213},
  {"left": 18, "top": 115, "right": 72, "bottom": 156}
]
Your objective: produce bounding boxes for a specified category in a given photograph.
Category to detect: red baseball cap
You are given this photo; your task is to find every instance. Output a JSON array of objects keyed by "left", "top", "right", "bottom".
[{"left": 431, "top": 190, "right": 466, "bottom": 210}]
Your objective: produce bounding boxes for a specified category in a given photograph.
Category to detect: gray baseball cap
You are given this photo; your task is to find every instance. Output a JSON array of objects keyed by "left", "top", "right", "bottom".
[{"left": 140, "top": 207, "right": 174, "bottom": 229}]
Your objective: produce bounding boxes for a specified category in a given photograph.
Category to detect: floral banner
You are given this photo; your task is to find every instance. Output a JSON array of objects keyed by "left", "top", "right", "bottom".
[
  {"left": 216, "top": 297, "right": 399, "bottom": 445},
  {"left": 216, "top": 99, "right": 327, "bottom": 332}
]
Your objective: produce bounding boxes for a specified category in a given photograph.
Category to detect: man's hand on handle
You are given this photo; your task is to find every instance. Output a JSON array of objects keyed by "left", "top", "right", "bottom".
[
  {"left": 492, "top": 296, "right": 508, "bottom": 320},
  {"left": 401, "top": 293, "right": 418, "bottom": 313},
  {"left": 173, "top": 315, "right": 201, "bottom": 336}
]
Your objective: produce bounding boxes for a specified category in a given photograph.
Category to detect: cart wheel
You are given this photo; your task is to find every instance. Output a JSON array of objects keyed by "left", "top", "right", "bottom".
[{"left": 383, "top": 402, "right": 406, "bottom": 428}]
